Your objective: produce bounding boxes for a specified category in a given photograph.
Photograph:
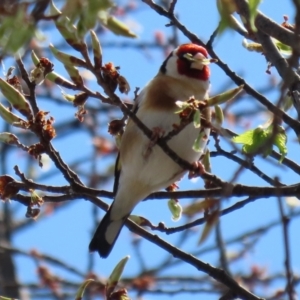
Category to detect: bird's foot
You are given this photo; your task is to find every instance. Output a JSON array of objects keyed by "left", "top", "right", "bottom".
[
  {"left": 188, "top": 161, "right": 205, "bottom": 179},
  {"left": 150, "top": 127, "right": 165, "bottom": 144},
  {"left": 143, "top": 127, "right": 165, "bottom": 159},
  {"left": 166, "top": 182, "right": 179, "bottom": 192}
]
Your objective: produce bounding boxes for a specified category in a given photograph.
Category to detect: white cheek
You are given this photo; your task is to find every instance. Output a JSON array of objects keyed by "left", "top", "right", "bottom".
[
  {"left": 191, "top": 61, "right": 204, "bottom": 70},
  {"left": 165, "top": 55, "right": 178, "bottom": 77}
]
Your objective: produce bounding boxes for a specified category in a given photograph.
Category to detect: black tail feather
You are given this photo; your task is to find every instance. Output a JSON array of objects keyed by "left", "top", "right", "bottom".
[{"left": 89, "top": 206, "right": 127, "bottom": 258}]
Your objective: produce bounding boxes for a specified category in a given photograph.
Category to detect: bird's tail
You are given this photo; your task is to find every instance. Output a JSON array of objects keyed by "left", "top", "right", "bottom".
[{"left": 89, "top": 205, "right": 128, "bottom": 258}]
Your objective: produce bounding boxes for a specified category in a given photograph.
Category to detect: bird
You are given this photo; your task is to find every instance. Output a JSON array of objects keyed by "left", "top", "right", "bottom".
[{"left": 89, "top": 43, "right": 213, "bottom": 258}]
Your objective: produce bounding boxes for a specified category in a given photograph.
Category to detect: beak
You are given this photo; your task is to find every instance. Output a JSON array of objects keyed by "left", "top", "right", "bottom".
[{"left": 184, "top": 52, "right": 217, "bottom": 70}]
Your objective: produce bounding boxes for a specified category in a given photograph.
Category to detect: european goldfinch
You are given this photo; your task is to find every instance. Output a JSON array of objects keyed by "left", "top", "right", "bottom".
[{"left": 89, "top": 43, "right": 213, "bottom": 258}]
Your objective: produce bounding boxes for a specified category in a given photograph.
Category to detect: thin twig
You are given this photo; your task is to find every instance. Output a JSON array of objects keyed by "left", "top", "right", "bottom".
[{"left": 277, "top": 196, "right": 295, "bottom": 300}]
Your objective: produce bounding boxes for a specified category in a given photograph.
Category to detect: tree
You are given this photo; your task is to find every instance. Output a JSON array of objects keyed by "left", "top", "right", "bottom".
[{"left": 0, "top": 0, "right": 299, "bottom": 299}]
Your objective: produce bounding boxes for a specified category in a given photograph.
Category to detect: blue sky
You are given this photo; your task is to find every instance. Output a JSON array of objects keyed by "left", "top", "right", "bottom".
[{"left": 1, "top": 0, "right": 299, "bottom": 299}]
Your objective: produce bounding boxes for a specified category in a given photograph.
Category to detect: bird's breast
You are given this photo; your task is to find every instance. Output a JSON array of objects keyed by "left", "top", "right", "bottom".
[{"left": 118, "top": 74, "right": 210, "bottom": 191}]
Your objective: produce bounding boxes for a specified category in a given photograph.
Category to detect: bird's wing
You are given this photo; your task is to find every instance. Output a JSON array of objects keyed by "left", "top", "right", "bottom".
[
  {"left": 112, "top": 87, "right": 144, "bottom": 196},
  {"left": 112, "top": 153, "right": 121, "bottom": 196}
]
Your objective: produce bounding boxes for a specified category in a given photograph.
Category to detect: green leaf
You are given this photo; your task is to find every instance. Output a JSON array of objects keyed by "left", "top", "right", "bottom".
[
  {"left": 193, "top": 109, "right": 201, "bottom": 128},
  {"left": 0, "top": 103, "right": 27, "bottom": 126},
  {"left": 31, "top": 50, "right": 40, "bottom": 66},
  {"left": 183, "top": 199, "right": 217, "bottom": 217},
  {"left": 6, "top": 24, "right": 35, "bottom": 54},
  {"left": 61, "top": 91, "right": 76, "bottom": 102},
  {"left": 0, "top": 132, "right": 20, "bottom": 145},
  {"left": 214, "top": 105, "right": 224, "bottom": 125},
  {"left": 55, "top": 15, "right": 84, "bottom": 51},
  {"left": 199, "top": 210, "right": 219, "bottom": 244},
  {"left": 48, "top": 0, "right": 62, "bottom": 17},
  {"left": 46, "top": 72, "right": 77, "bottom": 90},
  {"left": 233, "top": 128, "right": 255, "bottom": 144},
  {"left": 49, "top": 44, "right": 86, "bottom": 67},
  {"left": 75, "top": 279, "right": 94, "bottom": 300},
  {"left": 232, "top": 125, "right": 288, "bottom": 162},
  {"left": 0, "top": 78, "right": 32, "bottom": 119},
  {"left": 193, "top": 131, "right": 207, "bottom": 153},
  {"left": 0, "top": 5, "right": 36, "bottom": 54},
  {"left": 202, "top": 150, "right": 211, "bottom": 173},
  {"left": 273, "top": 39, "right": 292, "bottom": 56},
  {"left": 77, "top": 13, "right": 97, "bottom": 39},
  {"left": 99, "top": 11, "right": 137, "bottom": 38},
  {"left": 235, "top": 127, "right": 268, "bottom": 154},
  {"left": 206, "top": 85, "right": 244, "bottom": 107},
  {"left": 168, "top": 199, "right": 182, "bottom": 221},
  {"left": 242, "top": 39, "right": 263, "bottom": 52},
  {"left": 248, "top": 0, "right": 262, "bottom": 31},
  {"left": 274, "top": 127, "right": 287, "bottom": 163},
  {"left": 216, "top": 0, "right": 238, "bottom": 34},
  {"left": 64, "top": 65, "right": 84, "bottom": 87},
  {"left": 90, "top": 30, "right": 102, "bottom": 69},
  {"left": 108, "top": 256, "right": 130, "bottom": 286}
]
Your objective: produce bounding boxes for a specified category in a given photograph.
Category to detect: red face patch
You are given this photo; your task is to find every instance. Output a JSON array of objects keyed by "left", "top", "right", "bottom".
[{"left": 176, "top": 44, "right": 210, "bottom": 81}]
